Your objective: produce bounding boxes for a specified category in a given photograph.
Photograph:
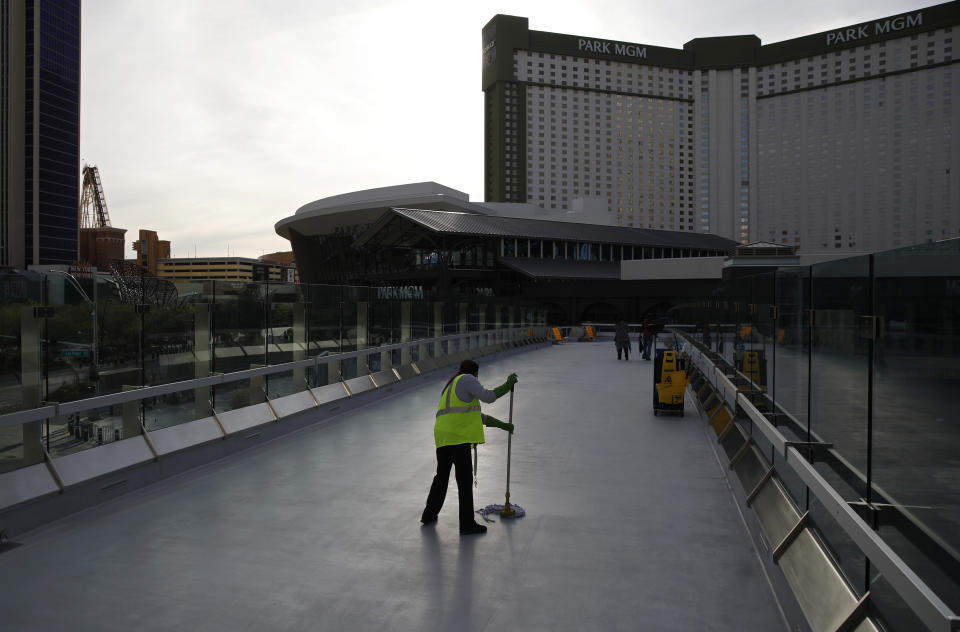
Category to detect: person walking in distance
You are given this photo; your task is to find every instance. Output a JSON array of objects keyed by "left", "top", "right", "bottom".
[
  {"left": 614, "top": 320, "right": 632, "bottom": 361},
  {"left": 421, "top": 359, "right": 517, "bottom": 535},
  {"left": 642, "top": 322, "right": 654, "bottom": 361}
]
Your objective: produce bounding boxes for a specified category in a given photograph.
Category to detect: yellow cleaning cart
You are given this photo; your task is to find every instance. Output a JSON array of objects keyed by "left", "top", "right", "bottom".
[{"left": 652, "top": 335, "right": 688, "bottom": 416}]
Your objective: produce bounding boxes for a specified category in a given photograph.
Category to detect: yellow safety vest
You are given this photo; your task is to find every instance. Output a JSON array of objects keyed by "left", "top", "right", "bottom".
[{"left": 434, "top": 374, "right": 485, "bottom": 448}]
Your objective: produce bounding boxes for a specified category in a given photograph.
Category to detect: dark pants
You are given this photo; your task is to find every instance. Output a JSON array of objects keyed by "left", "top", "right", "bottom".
[
  {"left": 616, "top": 342, "right": 629, "bottom": 360},
  {"left": 423, "top": 443, "right": 475, "bottom": 527}
]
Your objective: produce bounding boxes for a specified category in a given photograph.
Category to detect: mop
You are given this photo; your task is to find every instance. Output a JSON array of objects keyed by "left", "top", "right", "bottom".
[{"left": 477, "top": 386, "right": 525, "bottom": 522}]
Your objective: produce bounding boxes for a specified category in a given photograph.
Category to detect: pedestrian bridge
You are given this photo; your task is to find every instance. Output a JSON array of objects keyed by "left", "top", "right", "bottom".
[{"left": 0, "top": 332, "right": 956, "bottom": 631}]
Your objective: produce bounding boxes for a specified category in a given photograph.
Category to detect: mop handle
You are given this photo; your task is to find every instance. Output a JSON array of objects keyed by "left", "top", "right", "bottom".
[{"left": 505, "top": 386, "right": 514, "bottom": 497}]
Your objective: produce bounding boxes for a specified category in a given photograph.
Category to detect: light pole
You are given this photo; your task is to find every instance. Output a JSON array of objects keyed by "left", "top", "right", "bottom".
[{"left": 48, "top": 270, "right": 98, "bottom": 392}]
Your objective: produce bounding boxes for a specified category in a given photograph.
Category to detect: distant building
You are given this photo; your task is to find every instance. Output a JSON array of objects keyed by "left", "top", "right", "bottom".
[
  {"left": 1, "top": 0, "right": 82, "bottom": 269},
  {"left": 259, "top": 251, "right": 295, "bottom": 266},
  {"left": 275, "top": 182, "right": 738, "bottom": 321},
  {"left": 156, "top": 257, "right": 297, "bottom": 283},
  {"left": 131, "top": 230, "right": 171, "bottom": 276},
  {"left": 482, "top": 2, "right": 959, "bottom": 251},
  {"left": 0, "top": 267, "right": 44, "bottom": 302},
  {"left": 79, "top": 227, "right": 126, "bottom": 272}
]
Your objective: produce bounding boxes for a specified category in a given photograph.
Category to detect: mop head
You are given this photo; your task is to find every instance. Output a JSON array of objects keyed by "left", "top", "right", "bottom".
[{"left": 476, "top": 504, "right": 526, "bottom": 522}]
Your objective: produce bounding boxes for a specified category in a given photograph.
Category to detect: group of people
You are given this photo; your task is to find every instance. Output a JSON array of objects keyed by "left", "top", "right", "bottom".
[{"left": 614, "top": 320, "right": 654, "bottom": 362}]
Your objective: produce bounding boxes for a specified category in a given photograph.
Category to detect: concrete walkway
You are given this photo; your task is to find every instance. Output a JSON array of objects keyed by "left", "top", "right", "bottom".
[{"left": 0, "top": 342, "right": 786, "bottom": 631}]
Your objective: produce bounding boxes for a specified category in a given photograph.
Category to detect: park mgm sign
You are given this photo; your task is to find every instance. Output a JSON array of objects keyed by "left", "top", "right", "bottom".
[
  {"left": 482, "top": 8, "right": 944, "bottom": 85},
  {"left": 825, "top": 10, "right": 923, "bottom": 46}
]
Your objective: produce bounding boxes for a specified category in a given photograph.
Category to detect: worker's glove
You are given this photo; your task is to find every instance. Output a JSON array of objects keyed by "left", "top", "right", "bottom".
[
  {"left": 493, "top": 373, "right": 518, "bottom": 399},
  {"left": 483, "top": 415, "right": 514, "bottom": 433}
]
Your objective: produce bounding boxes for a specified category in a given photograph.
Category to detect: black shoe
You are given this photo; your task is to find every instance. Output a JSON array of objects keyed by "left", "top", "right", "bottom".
[
  {"left": 421, "top": 514, "right": 437, "bottom": 525},
  {"left": 460, "top": 522, "right": 487, "bottom": 535}
]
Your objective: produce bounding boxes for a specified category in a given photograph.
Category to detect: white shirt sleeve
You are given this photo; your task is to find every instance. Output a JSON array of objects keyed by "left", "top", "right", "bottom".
[{"left": 455, "top": 373, "right": 497, "bottom": 404}]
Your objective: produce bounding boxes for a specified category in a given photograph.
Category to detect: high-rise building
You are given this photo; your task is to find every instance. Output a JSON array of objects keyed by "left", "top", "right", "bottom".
[
  {"left": 1, "top": 0, "right": 81, "bottom": 269},
  {"left": 131, "top": 229, "right": 171, "bottom": 276},
  {"left": 483, "top": 2, "right": 959, "bottom": 251}
]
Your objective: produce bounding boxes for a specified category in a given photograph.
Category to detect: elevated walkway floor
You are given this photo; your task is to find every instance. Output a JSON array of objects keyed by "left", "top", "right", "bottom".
[{"left": 0, "top": 342, "right": 787, "bottom": 631}]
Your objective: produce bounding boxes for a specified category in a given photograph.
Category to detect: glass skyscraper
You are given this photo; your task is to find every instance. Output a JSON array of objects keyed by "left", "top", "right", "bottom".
[{"left": 1, "top": 0, "right": 80, "bottom": 269}]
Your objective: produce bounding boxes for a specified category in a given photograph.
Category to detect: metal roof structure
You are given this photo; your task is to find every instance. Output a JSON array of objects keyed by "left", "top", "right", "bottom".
[{"left": 355, "top": 208, "right": 739, "bottom": 251}]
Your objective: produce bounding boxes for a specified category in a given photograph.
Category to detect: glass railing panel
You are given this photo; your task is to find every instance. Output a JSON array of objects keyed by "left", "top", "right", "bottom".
[
  {"left": 873, "top": 240, "right": 960, "bottom": 611},
  {"left": 0, "top": 277, "right": 548, "bottom": 477},
  {"left": 307, "top": 359, "right": 332, "bottom": 388},
  {"left": 264, "top": 283, "right": 297, "bottom": 368},
  {"left": 0, "top": 270, "right": 42, "bottom": 417},
  {"left": 717, "top": 297, "right": 736, "bottom": 366},
  {"left": 0, "top": 302, "right": 24, "bottom": 413},
  {"left": 771, "top": 447, "right": 806, "bottom": 510},
  {"left": 339, "top": 356, "right": 359, "bottom": 381},
  {"left": 144, "top": 387, "right": 197, "bottom": 431},
  {"left": 206, "top": 282, "right": 256, "bottom": 375},
  {"left": 304, "top": 284, "right": 344, "bottom": 358},
  {"left": 368, "top": 292, "right": 400, "bottom": 351},
  {"left": 468, "top": 300, "right": 482, "bottom": 333},
  {"left": 44, "top": 298, "right": 99, "bottom": 403},
  {"left": 82, "top": 289, "right": 143, "bottom": 399},
  {"left": 411, "top": 301, "right": 432, "bottom": 342},
  {"left": 48, "top": 399, "right": 133, "bottom": 458},
  {"left": 143, "top": 292, "right": 198, "bottom": 391},
  {"left": 868, "top": 573, "right": 928, "bottom": 632},
  {"left": 440, "top": 301, "right": 458, "bottom": 336},
  {"left": 773, "top": 267, "right": 810, "bottom": 433},
  {"left": 810, "top": 255, "right": 871, "bottom": 499},
  {"left": 215, "top": 378, "right": 251, "bottom": 413},
  {"left": 744, "top": 273, "right": 775, "bottom": 401},
  {"left": 807, "top": 487, "right": 867, "bottom": 597},
  {"left": 0, "top": 424, "right": 29, "bottom": 475},
  {"left": 266, "top": 369, "right": 296, "bottom": 401},
  {"left": 340, "top": 285, "right": 364, "bottom": 353},
  {"left": 875, "top": 520, "right": 960, "bottom": 616},
  {"left": 357, "top": 351, "right": 381, "bottom": 375}
]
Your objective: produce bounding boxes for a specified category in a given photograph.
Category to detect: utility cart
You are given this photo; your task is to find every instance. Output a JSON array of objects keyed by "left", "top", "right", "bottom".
[{"left": 652, "top": 334, "right": 688, "bottom": 416}]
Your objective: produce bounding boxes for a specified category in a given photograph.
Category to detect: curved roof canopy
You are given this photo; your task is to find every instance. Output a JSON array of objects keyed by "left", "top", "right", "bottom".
[{"left": 355, "top": 208, "right": 739, "bottom": 252}]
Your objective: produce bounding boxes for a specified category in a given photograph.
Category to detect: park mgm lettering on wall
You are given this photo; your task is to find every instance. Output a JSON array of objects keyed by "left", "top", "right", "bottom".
[
  {"left": 578, "top": 38, "right": 647, "bottom": 59},
  {"left": 377, "top": 286, "right": 425, "bottom": 300},
  {"left": 483, "top": 24, "right": 496, "bottom": 68},
  {"left": 483, "top": 38, "right": 496, "bottom": 68},
  {"left": 826, "top": 11, "right": 922, "bottom": 45}
]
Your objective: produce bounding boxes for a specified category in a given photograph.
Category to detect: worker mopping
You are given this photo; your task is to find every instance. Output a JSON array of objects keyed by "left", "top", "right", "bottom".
[{"left": 421, "top": 360, "right": 518, "bottom": 535}]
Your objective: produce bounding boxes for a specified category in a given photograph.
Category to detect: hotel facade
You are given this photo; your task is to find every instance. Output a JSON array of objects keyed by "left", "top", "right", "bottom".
[{"left": 483, "top": 2, "right": 959, "bottom": 251}]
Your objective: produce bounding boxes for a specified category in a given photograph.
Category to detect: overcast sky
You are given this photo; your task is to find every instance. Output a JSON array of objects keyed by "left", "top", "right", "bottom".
[{"left": 79, "top": 0, "right": 927, "bottom": 259}]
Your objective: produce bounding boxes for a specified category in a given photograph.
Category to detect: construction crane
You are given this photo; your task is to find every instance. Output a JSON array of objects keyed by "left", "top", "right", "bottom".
[{"left": 79, "top": 164, "right": 111, "bottom": 229}]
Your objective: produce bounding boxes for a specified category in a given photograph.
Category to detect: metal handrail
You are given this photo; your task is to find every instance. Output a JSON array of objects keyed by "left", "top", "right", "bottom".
[
  {"left": 682, "top": 330, "right": 960, "bottom": 588},
  {"left": 675, "top": 329, "right": 960, "bottom": 632},
  {"left": 0, "top": 327, "right": 536, "bottom": 429}
]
